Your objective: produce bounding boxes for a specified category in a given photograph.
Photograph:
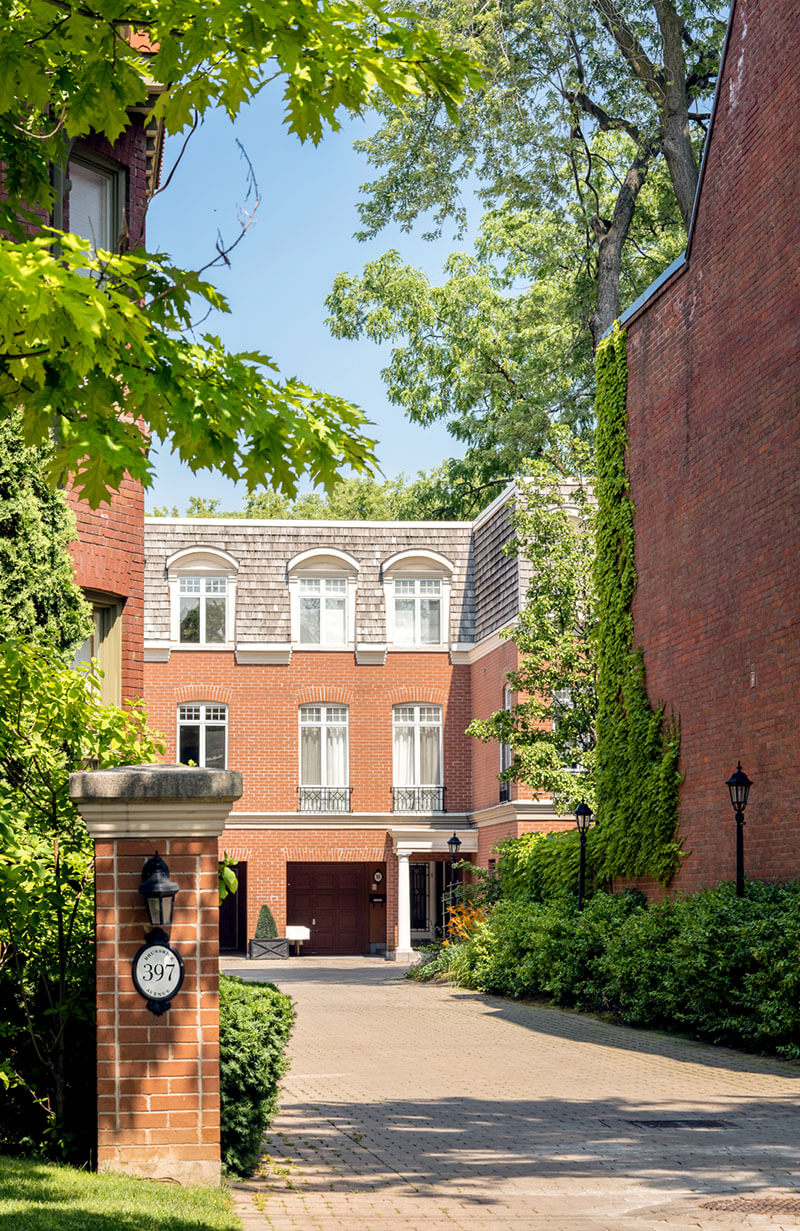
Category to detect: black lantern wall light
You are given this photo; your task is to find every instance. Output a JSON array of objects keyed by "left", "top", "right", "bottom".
[
  {"left": 131, "top": 852, "right": 185, "bottom": 1016},
  {"left": 447, "top": 832, "right": 462, "bottom": 938},
  {"left": 574, "top": 801, "right": 593, "bottom": 912},
  {"left": 726, "top": 762, "right": 752, "bottom": 898}
]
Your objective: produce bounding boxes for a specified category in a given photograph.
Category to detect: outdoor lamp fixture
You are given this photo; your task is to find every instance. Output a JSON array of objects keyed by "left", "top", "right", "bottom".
[
  {"left": 574, "top": 802, "right": 593, "bottom": 912},
  {"left": 447, "top": 833, "right": 462, "bottom": 937},
  {"left": 133, "top": 852, "right": 184, "bottom": 1016},
  {"left": 138, "top": 851, "right": 180, "bottom": 936},
  {"left": 726, "top": 762, "right": 753, "bottom": 898}
]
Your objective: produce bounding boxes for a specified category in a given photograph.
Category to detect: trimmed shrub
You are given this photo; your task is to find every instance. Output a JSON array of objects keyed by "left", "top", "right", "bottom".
[
  {"left": 254, "top": 906, "right": 278, "bottom": 940},
  {"left": 409, "top": 883, "right": 800, "bottom": 1058},
  {"left": 219, "top": 975, "right": 294, "bottom": 1176}
]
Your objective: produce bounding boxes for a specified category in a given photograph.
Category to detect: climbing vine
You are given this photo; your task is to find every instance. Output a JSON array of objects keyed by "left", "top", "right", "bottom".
[{"left": 593, "top": 323, "right": 682, "bottom": 885}]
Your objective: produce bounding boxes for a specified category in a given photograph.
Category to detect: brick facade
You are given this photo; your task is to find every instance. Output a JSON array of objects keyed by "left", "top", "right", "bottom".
[
  {"left": 143, "top": 489, "right": 568, "bottom": 955},
  {"left": 621, "top": 0, "right": 800, "bottom": 891},
  {"left": 94, "top": 836, "right": 221, "bottom": 1181}
]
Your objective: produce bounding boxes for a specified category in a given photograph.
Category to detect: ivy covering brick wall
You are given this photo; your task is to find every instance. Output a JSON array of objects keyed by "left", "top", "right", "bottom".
[{"left": 593, "top": 323, "right": 682, "bottom": 885}]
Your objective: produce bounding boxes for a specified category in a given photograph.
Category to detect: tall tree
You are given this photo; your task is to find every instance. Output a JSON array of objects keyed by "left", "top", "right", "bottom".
[
  {"left": 0, "top": 415, "right": 91, "bottom": 654},
  {"left": 468, "top": 430, "right": 597, "bottom": 810},
  {"left": 327, "top": 0, "right": 726, "bottom": 468},
  {"left": 0, "top": 0, "right": 481, "bottom": 505}
]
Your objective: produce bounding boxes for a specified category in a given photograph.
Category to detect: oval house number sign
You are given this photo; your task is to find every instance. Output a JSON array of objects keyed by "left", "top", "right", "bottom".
[{"left": 132, "top": 940, "right": 185, "bottom": 1016}]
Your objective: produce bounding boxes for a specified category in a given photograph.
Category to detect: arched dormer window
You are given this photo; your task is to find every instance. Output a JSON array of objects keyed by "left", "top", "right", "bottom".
[
  {"left": 287, "top": 549, "right": 359, "bottom": 648},
  {"left": 381, "top": 550, "right": 454, "bottom": 649},
  {"left": 166, "top": 547, "right": 239, "bottom": 647}
]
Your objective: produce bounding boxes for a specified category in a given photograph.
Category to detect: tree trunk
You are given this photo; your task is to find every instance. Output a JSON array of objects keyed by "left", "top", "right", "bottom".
[
  {"left": 653, "top": 0, "right": 699, "bottom": 229},
  {"left": 589, "top": 148, "right": 654, "bottom": 349}
]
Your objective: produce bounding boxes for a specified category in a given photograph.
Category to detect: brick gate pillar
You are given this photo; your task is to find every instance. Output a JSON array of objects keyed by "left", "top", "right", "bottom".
[{"left": 69, "top": 764, "right": 243, "bottom": 1185}]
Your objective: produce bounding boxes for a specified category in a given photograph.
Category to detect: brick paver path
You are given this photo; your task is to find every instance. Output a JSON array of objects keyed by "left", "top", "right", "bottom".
[{"left": 223, "top": 957, "right": 800, "bottom": 1230}]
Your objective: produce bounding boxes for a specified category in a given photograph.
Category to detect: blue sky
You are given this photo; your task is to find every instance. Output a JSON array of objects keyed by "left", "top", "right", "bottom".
[{"left": 145, "top": 87, "right": 469, "bottom": 514}]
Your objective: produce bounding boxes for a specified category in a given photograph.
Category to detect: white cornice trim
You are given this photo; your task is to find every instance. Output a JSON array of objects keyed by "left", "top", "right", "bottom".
[
  {"left": 469, "top": 799, "right": 570, "bottom": 828},
  {"left": 235, "top": 643, "right": 292, "bottom": 665},
  {"left": 76, "top": 799, "right": 235, "bottom": 838},
  {"left": 222, "top": 811, "right": 472, "bottom": 831},
  {"left": 391, "top": 827, "right": 478, "bottom": 855},
  {"left": 451, "top": 629, "right": 509, "bottom": 665}
]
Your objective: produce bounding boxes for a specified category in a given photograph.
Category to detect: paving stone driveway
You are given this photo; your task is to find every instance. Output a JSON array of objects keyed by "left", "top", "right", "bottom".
[{"left": 223, "top": 957, "right": 800, "bottom": 1231}]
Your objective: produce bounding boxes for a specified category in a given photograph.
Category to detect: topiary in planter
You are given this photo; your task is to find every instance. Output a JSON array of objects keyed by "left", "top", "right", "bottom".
[
  {"left": 255, "top": 905, "right": 278, "bottom": 940},
  {"left": 249, "top": 904, "right": 288, "bottom": 959}
]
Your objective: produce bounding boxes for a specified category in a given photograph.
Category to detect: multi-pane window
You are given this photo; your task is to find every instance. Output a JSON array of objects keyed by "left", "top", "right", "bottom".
[
  {"left": 178, "top": 704, "right": 227, "bottom": 769},
  {"left": 499, "top": 687, "right": 513, "bottom": 801},
  {"left": 299, "top": 705, "right": 349, "bottom": 811},
  {"left": 298, "top": 578, "right": 347, "bottom": 644},
  {"left": 392, "top": 704, "right": 444, "bottom": 811},
  {"left": 394, "top": 579, "right": 442, "bottom": 645},
  {"left": 179, "top": 576, "right": 227, "bottom": 644}
]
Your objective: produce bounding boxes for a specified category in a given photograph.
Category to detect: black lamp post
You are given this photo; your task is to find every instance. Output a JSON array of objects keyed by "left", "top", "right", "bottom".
[
  {"left": 726, "top": 762, "right": 752, "bottom": 898},
  {"left": 138, "top": 851, "right": 180, "bottom": 938},
  {"left": 574, "top": 802, "right": 593, "bottom": 912},
  {"left": 447, "top": 832, "right": 461, "bottom": 937}
]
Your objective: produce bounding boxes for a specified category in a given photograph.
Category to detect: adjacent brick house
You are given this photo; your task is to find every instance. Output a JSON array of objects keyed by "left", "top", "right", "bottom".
[
  {"left": 619, "top": 0, "right": 800, "bottom": 892},
  {"left": 143, "top": 485, "right": 568, "bottom": 958},
  {"left": 65, "top": 107, "right": 163, "bottom": 700}
]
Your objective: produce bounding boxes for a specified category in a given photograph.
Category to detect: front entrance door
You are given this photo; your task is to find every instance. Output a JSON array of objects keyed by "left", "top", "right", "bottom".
[
  {"left": 219, "top": 862, "right": 248, "bottom": 953},
  {"left": 287, "top": 862, "right": 379, "bottom": 955}
]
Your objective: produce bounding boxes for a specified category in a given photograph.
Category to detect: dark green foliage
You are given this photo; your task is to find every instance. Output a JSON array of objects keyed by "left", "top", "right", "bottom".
[
  {"left": 0, "top": 415, "right": 91, "bottom": 656},
  {"left": 593, "top": 325, "right": 682, "bottom": 884},
  {"left": 494, "top": 830, "right": 599, "bottom": 904},
  {"left": 412, "top": 885, "right": 800, "bottom": 1058},
  {"left": 219, "top": 975, "right": 294, "bottom": 1176},
  {"left": 254, "top": 905, "right": 278, "bottom": 940}
]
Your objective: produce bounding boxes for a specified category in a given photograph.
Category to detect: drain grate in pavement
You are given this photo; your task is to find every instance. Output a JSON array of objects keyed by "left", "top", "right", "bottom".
[
  {"left": 700, "top": 1196, "right": 800, "bottom": 1213},
  {"left": 626, "top": 1119, "right": 730, "bottom": 1130}
]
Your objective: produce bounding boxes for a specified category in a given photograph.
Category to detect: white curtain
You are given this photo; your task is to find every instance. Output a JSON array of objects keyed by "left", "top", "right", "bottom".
[
  {"left": 394, "top": 725, "right": 415, "bottom": 785},
  {"left": 326, "top": 722, "right": 347, "bottom": 785},
  {"left": 301, "top": 726, "right": 321, "bottom": 784},
  {"left": 420, "top": 724, "right": 441, "bottom": 784}
]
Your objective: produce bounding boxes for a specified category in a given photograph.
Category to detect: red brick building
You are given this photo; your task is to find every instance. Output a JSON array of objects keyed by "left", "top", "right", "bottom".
[
  {"left": 619, "top": 0, "right": 800, "bottom": 892},
  {"left": 143, "top": 486, "right": 568, "bottom": 958},
  {"left": 65, "top": 105, "right": 163, "bottom": 700}
]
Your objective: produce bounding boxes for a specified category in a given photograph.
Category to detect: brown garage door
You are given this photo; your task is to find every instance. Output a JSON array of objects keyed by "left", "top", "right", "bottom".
[{"left": 286, "top": 863, "right": 369, "bottom": 955}]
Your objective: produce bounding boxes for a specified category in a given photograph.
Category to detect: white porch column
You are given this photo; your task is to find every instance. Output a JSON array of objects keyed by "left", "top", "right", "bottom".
[{"left": 393, "top": 852, "right": 415, "bottom": 963}]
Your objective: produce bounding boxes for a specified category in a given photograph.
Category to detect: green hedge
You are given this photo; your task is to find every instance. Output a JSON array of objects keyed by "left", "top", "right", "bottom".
[
  {"left": 219, "top": 975, "right": 294, "bottom": 1177},
  {"left": 409, "top": 884, "right": 800, "bottom": 1057}
]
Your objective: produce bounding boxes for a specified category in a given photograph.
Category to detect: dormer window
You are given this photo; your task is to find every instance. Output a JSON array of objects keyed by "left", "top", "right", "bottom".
[
  {"left": 382, "top": 549, "right": 454, "bottom": 649},
  {"left": 179, "top": 576, "right": 227, "bottom": 644},
  {"left": 167, "top": 547, "right": 238, "bottom": 647},
  {"left": 394, "top": 578, "right": 441, "bottom": 645},
  {"left": 287, "top": 549, "right": 358, "bottom": 648},
  {"left": 299, "top": 577, "right": 347, "bottom": 644}
]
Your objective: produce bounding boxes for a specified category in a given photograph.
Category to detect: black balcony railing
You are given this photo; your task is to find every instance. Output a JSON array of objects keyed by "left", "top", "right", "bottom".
[
  {"left": 391, "top": 786, "right": 446, "bottom": 813},
  {"left": 297, "top": 786, "right": 352, "bottom": 813}
]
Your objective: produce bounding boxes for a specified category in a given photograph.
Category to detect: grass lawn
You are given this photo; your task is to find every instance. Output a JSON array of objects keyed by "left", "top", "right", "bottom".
[{"left": 0, "top": 1154, "right": 242, "bottom": 1230}]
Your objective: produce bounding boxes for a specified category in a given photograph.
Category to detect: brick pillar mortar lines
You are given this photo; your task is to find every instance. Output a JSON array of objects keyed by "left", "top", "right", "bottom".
[{"left": 70, "top": 764, "right": 243, "bottom": 1186}]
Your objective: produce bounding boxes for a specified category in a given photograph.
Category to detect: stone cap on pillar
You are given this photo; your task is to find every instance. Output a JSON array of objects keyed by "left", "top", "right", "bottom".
[{"left": 69, "top": 764, "right": 244, "bottom": 839}]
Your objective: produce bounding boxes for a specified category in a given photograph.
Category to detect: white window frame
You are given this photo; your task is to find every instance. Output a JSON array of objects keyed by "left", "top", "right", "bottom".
[
  {"left": 167, "top": 547, "right": 238, "bottom": 647},
  {"left": 382, "top": 550, "right": 453, "bottom": 650},
  {"left": 177, "top": 703, "right": 228, "bottom": 769},
  {"left": 287, "top": 549, "right": 358, "bottom": 648},
  {"left": 499, "top": 686, "right": 513, "bottom": 801},
  {"left": 298, "top": 704, "right": 350, "bottom": 787},
  {"left": 67, "top": 148, "right": 124, "bottom": 257},
  {"left": 392, "top": 704, "right": 443, "bottom": 782}
]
